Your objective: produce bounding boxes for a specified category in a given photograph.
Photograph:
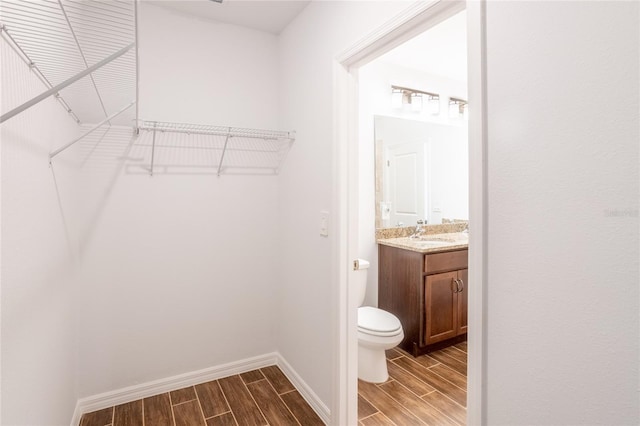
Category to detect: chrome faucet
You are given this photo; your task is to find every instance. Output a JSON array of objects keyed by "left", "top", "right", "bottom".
[
  {"left": 410, "top": 219, "right": 426, "bottom": 239},
  {"left": 462, "top": 222, "right": 469, "bottom": 234}
]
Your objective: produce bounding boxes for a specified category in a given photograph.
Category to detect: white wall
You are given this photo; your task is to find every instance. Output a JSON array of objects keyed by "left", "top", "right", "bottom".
[
  {"left": 1, "top": 38, "right": 81, "bottom": 425},
  {"left": 280, "top": 0, "right": 639, "bottom": 422},
  {"left": 484, "top": 2, "right": 639, "bottom": 424},
  {"left": 74, "top": 2, "right": 282, "bottom": 397},
  {"left": 4, "top": 3, "right": 637, "bottom": 425},
  {"left": 140, "top": 2, "right": 279, "bottom": 127},
  {"left": 358, "top": 60, "right": 467, "bottom": 307},
  {"left": 276, "top": 0, "right": 413, "bottom": 410}
]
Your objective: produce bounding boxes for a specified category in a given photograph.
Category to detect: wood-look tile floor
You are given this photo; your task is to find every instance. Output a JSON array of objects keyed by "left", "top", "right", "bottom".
[
  {"left": 359, "top": 342, "right": 467, "bottom": 426},
  {"left": 80, "top": 366, "right": 324, "bottom": 426},
  {"left": 81, "top": 344, "right": 466, "bottom": 426}
]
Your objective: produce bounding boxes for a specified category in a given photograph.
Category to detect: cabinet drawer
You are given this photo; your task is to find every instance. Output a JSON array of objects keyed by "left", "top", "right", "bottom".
[{"left": 424, "top": 250, "right": 468, "bottom": 274}]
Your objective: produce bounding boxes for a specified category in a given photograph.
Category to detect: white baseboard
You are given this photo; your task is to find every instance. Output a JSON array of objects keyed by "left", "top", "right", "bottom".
[
  {"left": 71, "top": 352, "right": 330, "bottom": 426},
  {"left": 70, "top": 404, "right": 83, "bottom": 426},
  {"left": 71, "top": 352, "right": 278, "bottom": 426},
  {"left": 276, "top": 354, "right": 331, "bottom": 425}
]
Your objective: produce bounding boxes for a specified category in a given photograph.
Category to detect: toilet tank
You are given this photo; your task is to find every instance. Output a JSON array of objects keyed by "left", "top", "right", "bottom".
[{"left": 354, "top": 259, "right": 370, "bottom": 307}]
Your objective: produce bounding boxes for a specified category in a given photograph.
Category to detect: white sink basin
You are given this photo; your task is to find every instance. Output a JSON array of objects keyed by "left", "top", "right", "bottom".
[
  {"left": 382, "top": 233, "right": 469, "bottom": 252},
  {"left": 418, "top": 237, "right": 457, "bottom": 243},
  {"left": 419, "top": 232, "right": 468, "bottom": 244},
  {"left": 412, "top": 240, "right": 453, "bottom": 247}
]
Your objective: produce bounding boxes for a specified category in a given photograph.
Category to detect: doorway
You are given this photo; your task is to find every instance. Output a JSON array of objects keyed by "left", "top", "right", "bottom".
[{"left": 333, "top": 1, "right": 486, "bottom": 425}]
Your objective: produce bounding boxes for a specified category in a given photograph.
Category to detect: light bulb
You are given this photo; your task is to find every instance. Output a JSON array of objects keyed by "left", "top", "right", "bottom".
[
  {"left": 391, "top": 89, "right": 403, "bottom": 109},
  {"left": 427, "top": 95, "right": 440, "bottom": 115},
  {"left": 410, "top": 93, "right": 422, "bottom": 112}
]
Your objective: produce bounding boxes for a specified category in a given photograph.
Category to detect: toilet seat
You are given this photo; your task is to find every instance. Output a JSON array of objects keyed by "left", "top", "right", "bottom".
[{"left": 358, "top": 306, "right": 402, "bottom": 337}]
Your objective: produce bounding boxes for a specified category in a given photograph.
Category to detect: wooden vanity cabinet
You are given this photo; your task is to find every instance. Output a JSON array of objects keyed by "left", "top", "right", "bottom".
[
  {"left": 378, "top": 244, "right": 468, "bottom": 356},
  {"left": 425, "top": 268, "right": 467, "bottom": 344}
]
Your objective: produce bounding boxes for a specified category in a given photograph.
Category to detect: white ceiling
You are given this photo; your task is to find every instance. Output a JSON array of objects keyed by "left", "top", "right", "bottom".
[
  {"left": 378, "top": 10, "right": 467, "bottom": 82},
  {"left": 149, "top": 0, "right": 310, "bottom": 35}
]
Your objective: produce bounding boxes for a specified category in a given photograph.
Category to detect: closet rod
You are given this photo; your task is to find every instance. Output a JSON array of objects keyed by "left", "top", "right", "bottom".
[
  {"left": 138, "top": 121, "right": 294, "bottom": 140},
  {"left": 49, "top": 101, "right": 135, "bottom": 161},
  {"left": 0, "top": 24, "right": 80, "bottom": 123},
  {"left": 0, "top": 42, "right": 134, "bottom": 124}
]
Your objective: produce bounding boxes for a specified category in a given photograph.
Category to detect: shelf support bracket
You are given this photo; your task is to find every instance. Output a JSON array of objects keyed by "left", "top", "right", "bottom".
[
  {"left": 57, "top": 0, "right": 111, "bottom": 124},
  {"left": 49, "top": 101, "right": 135, "bottom": 162},
  {"left": 217, "top": 128, "right": 232, "bottom": 177},
  {"left": 0, "top": 42, "right": 135, "bottom": 124},
  {"left": 134, "top": 0, "right": 140, "bottom": 131},
  {"left": 150, "top": 123, "right": 157, "bottom": 176}
]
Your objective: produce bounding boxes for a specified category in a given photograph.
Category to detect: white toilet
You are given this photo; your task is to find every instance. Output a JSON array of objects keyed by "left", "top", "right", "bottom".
[{"left": 354, "top": 259, "right": 404, "bottom": 383}]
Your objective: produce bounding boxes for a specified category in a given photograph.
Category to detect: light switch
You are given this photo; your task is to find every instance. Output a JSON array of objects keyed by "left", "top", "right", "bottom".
[{"left": 320, "top": 210, "right": 329, "bottom": 237}]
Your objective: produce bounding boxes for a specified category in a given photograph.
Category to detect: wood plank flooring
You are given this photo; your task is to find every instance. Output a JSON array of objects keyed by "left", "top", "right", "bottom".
[
  {"left": 359, "top": 342, "right": 467, "bottom": 426},
  {"left": 80, "top": 366, "right": 323, "bottom": 426},
  {"left": 82, "top": 343, "right": 466, "bottom": 426}
]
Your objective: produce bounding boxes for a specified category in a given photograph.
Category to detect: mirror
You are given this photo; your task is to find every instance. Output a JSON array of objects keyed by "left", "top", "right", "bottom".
[{"left": 374, "top": 115, "right": 468, "bottom": 228}]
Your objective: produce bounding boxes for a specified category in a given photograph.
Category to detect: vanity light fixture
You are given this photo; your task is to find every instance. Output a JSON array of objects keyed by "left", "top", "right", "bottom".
[
  {"left": 410, "top": 92, "right": 423, "bottom": 112},
  {"left": 391, "top": 85, "right": 439, "bottom": 115},
  {"left": 449, "top": 97, "right": 468, "bottom": 119},
  {"left": 391, "top": 88, "right": 403, "bottom": 109},
  {"left": 425, "top": 93, "right": 440, "bottom": 115}
]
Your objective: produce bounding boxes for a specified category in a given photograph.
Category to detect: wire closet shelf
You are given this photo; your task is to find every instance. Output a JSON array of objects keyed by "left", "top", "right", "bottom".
[
  {"left": 0, "top": 1, "right": 295, "bottom": 175},
  {"left": 131, "top": 121, "right": 296, "bottom": 176},
  {"left": 0, "top": 0, "right": 137, "bottom": 127}
]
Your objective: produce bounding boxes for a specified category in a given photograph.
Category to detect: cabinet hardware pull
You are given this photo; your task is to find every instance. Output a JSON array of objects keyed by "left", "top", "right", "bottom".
[
  {"left": 458, "top": 279, "right": 465, "bottom": 292},
  {"left": 453, "top": 278, "right": 461, "bottom": 293}
]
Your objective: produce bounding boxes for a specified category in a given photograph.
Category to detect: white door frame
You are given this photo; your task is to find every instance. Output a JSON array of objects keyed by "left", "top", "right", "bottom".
[{"left": 332, "top": 1, "right": 487, "bottom": 425}]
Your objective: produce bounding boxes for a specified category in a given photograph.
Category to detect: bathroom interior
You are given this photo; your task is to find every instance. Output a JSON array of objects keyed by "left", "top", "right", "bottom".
[
  {"left": 2, "top": 0, "right": 638, "bottom": 425},
  {"left": 354, "top": 8, "right": 469, "bottom": 424}
]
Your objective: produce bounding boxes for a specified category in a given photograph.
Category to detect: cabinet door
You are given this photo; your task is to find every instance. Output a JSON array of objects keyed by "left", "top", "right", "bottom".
[
  {"left": 457, "top": 269, "right": 468, "bottom": 335},
  {"left": 425, "top": 271, "right": 458, "bottom": 345}
]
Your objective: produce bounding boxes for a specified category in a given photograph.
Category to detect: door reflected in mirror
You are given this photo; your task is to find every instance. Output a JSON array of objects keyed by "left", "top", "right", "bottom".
[{"left": 374, "top": 115, "right": 468, "bottom": 229}]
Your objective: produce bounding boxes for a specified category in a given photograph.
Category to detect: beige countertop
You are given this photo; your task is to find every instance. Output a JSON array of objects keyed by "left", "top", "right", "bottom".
[{"left": 377, "top": 232, "right": 469, "bottom": 254}]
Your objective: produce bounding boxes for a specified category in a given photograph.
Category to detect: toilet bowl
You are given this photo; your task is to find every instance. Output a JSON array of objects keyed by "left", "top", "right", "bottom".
[
  {"left": 354, "top": 259, "right": 404, "bottom": 383},
  {"left": 358, "top": 306, "right": 404, "bottom": 382}
]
